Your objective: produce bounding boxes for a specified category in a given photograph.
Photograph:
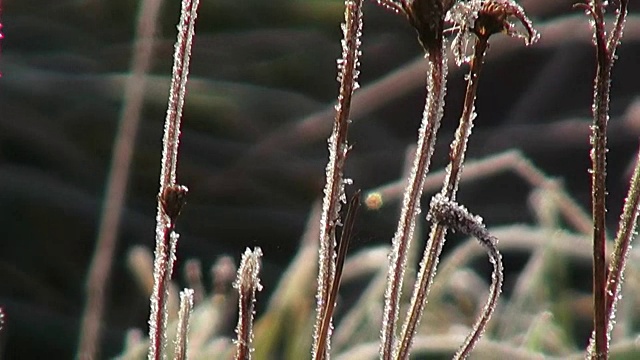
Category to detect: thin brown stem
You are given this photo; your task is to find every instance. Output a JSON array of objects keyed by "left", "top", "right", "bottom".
[
  {"left": 396, "top": 34, "right": 488, "bottom": 360},
  {"left": 582, "top": 0, "right": 628, "bottom": 357},
  {"left": 606, "top": 146, "right": 640, "bottom": 329},
  {"left": 315, "top": 191, "right": 361, "bottom": 360},
  {"left": 313, "top": 0, "right": 363, "bottom": 358},
  {"left": 148, "top": 1, "right": 199, "bottom": 359},
  {"left": 381, "top": 46, "right": 447, "bottom": 360}
]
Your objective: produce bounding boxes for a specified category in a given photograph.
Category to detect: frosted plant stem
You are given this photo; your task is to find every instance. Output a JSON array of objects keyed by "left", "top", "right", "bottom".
[
  {"left": 77, "top": 0, "right": 163, "bottom": 358},
  {"left": 234, "top": 248, "right": 263, "bottom": 360},
  {"left": 396, "top": 35, "right": 488, "bottom": 360},
  {"left": 381, "top": 46, "right": 447, "bottom": 360},
  {"left": 174, "top": 289, "right": 194, "bottom": 360},
  {"left": 581, "top": 0, "right": 628, "bottom": 358},
  {"left": 605, "top": 146, "right": 640, "bottom": 336},
  {"left": 427, "top": 196, "right": 504, "bottom": 360},
  {"left": 313, "top": 0, "right": 363, "bottom": 359},
  {"left": 148, "top": 1, "right": 199, "bottom": 359}
]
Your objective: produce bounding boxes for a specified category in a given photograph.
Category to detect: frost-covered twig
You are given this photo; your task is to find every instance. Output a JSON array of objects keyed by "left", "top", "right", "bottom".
[
  {"left": 174, "top": 289, "right": 194, "bottom": 360},
  {"left": 427, "top": 195, "right": 503, "bottom": 359},
  {"left": 603, "top": 146, "right": 640, "bottom": 347},
  {"left": 396, "top": 2, "right": 537, "bottom": 358},
  {"left": 577, "top": 0, "right": 629, "bottom": 357},
  {"left": 313, "top": 0, "right": 363, "bottom": 358},
  {"left": 373, "top": 1, "right": 451, "bottom": 358},
  {"left": 148, "top": 1, "right": 199, "bottom": 359},
  {"left": 77, "top": 0, "right": 163, "bottom": 358},
  {"left": 233, "top": 248, "right": 263, "bottom": 360}
]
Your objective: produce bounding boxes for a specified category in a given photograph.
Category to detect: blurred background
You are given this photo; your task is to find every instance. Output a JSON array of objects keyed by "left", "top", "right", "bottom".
[{"left": 1, "top": 0, "right": 640, "bottom": 358}]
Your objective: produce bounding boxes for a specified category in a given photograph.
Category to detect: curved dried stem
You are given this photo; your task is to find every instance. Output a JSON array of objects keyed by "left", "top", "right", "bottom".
[
  {"left": 313, "top": 0, "right": 363, "bottom": 358},
  {"left": 427, "top": 195, "right": 503, "bottom": 359}
]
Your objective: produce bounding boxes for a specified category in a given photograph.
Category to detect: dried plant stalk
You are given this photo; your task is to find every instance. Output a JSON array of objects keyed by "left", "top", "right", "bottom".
[
  {"left": 396, "top": 2, "right": 538, "bottom": 358},
  {"left": 148, "top": 0, "right": 199, "bottom": 359},
  {"left": 579, "top": 0, "right": 629, "bottom": 357},
  {"left": 604, "top": 146, "right": 640, "bottom": 340},
  {"left": 315, "top": 191, "right": 361, "bottom": 360},
  {"left": 77, "top": 0, "right": 163, "bottom": 358},
  {"left": 313, "top": 0, "right": 363, "bottom": 358},
  {"left": 174, "top": 288, "right": 194, "bottom": 360},
  {"left": 234, "top": 248, "right": 264, "bottom": 360},
  {"left": 374, "top": 1, "right": 451, "bottom": 356},
  {"left": 427, "top": 195, "right": 504, "bottom": 359}
]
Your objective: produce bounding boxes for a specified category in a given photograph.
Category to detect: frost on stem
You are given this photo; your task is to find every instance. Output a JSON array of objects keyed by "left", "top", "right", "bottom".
[
  {"left": 233, "top": 248, "right": 263, "bottom": 360},
  {"left": 174, "top": 289, "right": 194, "bottom": 360},
  {"left": 148, "top": 0, "right": 200, "bottom": 359},
  {"left": 313, "top": 0, "right": 363, "bottom": 359},
  {"left": 428, "top": 194, "right": 503, "bottom": 359},
  {"left": 372, "top": 1, "right": 453, "bottom": 357}
]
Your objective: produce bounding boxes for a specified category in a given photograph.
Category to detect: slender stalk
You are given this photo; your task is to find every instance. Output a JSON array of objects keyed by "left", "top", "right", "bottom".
[
  {"left": 606, "top": 146, "right": 640, "bottom": 330},
  {"left": 396, "top": 34, "right": 488, "bottom": 360},
  {"left": 233, "top": 248, "right": 264, "bottom": 360},
  {"left": 174, "top": 288, "right": 195, "bottom": 360},
  {"left": 77, "top": 1, "right": 163, "bottom": 358},
  {"left": 313, "top": 0, "right": 363, "bottom": 358},
  {"left": 315, "top": 191, "right": 361, "bottom": 360},
  {"left": 426, "top": 195, "right": 503, "bottom": 359},
  {"left": 580, "top": 0, "right": 628, "bottom": 357},
  {"left": 148, "top": 1, "right": 199, "bottom": 359},
  {"left": 381, "top": 45, "right": 447, "bottom": 360}
]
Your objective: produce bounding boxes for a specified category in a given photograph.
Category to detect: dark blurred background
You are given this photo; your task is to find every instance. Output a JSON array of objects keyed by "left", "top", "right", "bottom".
[{"left": 1, "top": 0, "right": 640, "bottom": 358}]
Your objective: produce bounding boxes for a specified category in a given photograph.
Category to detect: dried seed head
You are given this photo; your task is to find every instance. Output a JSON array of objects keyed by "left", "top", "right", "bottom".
[
  {"left": 404, "top": 0, "right": 455, "bottom": 51},
  {"left": 160, "top": 184, "right": 189, "bottom": 221},
  {"left": 447, "top": 0, "right": 539, "bottom": 64}
]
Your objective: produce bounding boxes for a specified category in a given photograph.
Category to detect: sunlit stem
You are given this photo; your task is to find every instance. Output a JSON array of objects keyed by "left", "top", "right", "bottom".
[
  {"left": 381, "top": 46, "right": 447, "bottom": 360},
  {"left": 396, "top": 34, "right": 489, "bottom": 360},
  {"left": 313, "top": 0, "right": 363, "bottom": 359}
]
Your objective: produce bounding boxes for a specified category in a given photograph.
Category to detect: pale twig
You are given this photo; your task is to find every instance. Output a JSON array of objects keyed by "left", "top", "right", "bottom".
[
  {"left": 77, "top": 0, "right": 163, "bottom": 358},
  {"left": 313, "top": 0, "right": 363, "bottom": 358},
  {"left": 174, "top": 289, "right": 194, "bottom": 360},
  {"left": 148, "top": 0, "right": 199, "bottom": 359},
  {"left": 233, "top": 248, "right": 264, "bottom": 360}
]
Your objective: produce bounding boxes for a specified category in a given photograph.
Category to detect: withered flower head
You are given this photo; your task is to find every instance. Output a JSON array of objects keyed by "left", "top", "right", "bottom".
[
  {"left": 447, "top": 0, "right": 539, "bottom": 64},
  {"left": 375, "top": 0, "right": 457, "bottom": 51}
]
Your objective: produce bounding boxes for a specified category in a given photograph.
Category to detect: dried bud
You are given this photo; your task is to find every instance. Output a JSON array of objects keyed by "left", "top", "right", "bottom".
[{"left": 160, "top": 184, "right": 189, "bottom": 221}]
